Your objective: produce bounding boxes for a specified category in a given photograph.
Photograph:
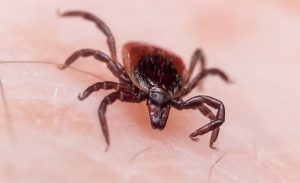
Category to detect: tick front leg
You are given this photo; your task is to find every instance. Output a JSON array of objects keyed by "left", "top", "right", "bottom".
[
  {"left": 98, "top": 92, "right": 146, "bottom": 151},
  {"left": 198, "top": 105, "right": 220, "bottom": 148},
  {"left": 59, "top": 10, "right": 117, "bottom": 61},
  {"left": 59, "top": 49, "right": 131, "bottom": 83},
  {"left": 78, "top": 81, "right": 138, "bottom": 100},
  {"left": 172, "top": 96, "right": 225, "bottom": 147}
]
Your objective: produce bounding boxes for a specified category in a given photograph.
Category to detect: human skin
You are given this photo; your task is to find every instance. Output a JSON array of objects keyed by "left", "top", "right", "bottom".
[{"left": 0, "top": 0, "right": 300, "bottom": 183}]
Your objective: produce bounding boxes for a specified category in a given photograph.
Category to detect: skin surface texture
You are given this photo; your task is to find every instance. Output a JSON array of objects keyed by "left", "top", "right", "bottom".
[{"left": 0, "top": 0, "right": 300, "bottom": 183}]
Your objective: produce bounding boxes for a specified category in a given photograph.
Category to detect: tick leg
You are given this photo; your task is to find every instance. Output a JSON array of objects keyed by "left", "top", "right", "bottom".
[
  {"left": 182, "top": 68, "right": 230, "bottom": 96},
  {"left": 59, "top": 49, "right": 131, "bottom": 83},
  {"left": 59, "top": 10, "right": 117, "bottom": 61},
  {"left": 98, "top": 92, "right": 146, "bottom": 150},
  {"left": 185, "top": 49, "right": 206, "bottom": 84},
  {"left": 78, "top": 81, "right": 138, "bottom": 100},
  {"left": 198, "top": 105, "right": 220, "bottom": 148},
  {"left": 171, "top": 96, "right": 225, "bottom": 147}
]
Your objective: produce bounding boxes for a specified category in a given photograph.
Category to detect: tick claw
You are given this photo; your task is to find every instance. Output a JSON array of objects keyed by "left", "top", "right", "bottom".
[
  {"left": 227, "top": 79, "right": 234, "bottom": 84},
  {"left": 57, "top": 65, "right": 66, "bottom": 70},
  {"left": 209, "top": 145, "right": 217, "bottom": 150},
  {"left": 209, "top": 140, "right": 218, "bottom": 150},
  {"left": 190, "top": 136, "right": 199, "bottom": 142},
  {"left": 56, "top": 9, "right": 62, "bottom": 16},
  {"left": 77, "top": 93, "right": 84, "bottom": 100},
  {"left": 104, "top": 145, "right": 110, "bottom": 152}
]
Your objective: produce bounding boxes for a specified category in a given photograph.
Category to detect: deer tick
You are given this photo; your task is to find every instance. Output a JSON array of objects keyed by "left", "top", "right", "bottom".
[{"left": 59, "top": 10, "right": 230, "bottom": 149}]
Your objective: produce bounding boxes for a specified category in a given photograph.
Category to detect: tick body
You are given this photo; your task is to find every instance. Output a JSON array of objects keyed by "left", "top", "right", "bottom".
[{"left": 59, "top": 10, "right": 230, "bottom": 149}]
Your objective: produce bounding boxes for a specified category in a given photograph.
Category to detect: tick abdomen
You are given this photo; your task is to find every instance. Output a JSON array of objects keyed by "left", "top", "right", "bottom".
[{"left": 123, "top": 42, "right": 185, "bottom": 95}]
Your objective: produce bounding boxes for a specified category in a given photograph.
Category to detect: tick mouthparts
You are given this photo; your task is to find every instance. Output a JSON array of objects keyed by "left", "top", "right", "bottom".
[
  {"left": 147, "top": 102, "right": 170, "bottom": 130},
  {"left": 150, "top": 115, "right": 166, "bottom": 130}
]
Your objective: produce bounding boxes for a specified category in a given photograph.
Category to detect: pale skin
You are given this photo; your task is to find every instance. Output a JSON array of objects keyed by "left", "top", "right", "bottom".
[{"left": 1, "top": 1, "right": 300, "bottom": 183}]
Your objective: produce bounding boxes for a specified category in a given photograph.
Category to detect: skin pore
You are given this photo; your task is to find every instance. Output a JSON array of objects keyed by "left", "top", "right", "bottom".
[{"left": 1, "top": 0, "right": 300, "bottom": 183}]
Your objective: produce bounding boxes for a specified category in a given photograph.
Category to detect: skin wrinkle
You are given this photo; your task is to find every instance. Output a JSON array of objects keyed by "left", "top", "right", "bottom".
[
  {"left": 208, "top": 151, "right": 229, "bottom": 183},
  {"left": 166, "top": 136, "right": 204, "bottom": 160},
  {"left": 0, "top": 79, "right": 11, "bottom": 123},
  {"left": 53, "top": 87, "right": 58, "bottom": 107},
  {"left": 0, "top": 88, "right": 18, "bottom": 183},
  {"left": 129, "top": 147, "right": 200, "bottom": 168},
  {"left": 128, "top": 146, "right": 152, "bottom": 163},
  {"left": 0, "top": 78, "right": 16, "bottom": 145},
  {"left": 0, "top": 60, "right": 105, "bottom": 80}
]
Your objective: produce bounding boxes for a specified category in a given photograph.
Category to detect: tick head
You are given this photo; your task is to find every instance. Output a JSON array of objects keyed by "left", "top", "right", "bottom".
[{"left": 147, "top": 87, "right": 171, "bottom": 130}]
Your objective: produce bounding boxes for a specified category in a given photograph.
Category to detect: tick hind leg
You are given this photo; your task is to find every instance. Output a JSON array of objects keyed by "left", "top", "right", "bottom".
[
  {"left": 98, "top": 92, "right": 146, "bottom": 151},
  {"left": 182, "top": 68, "right": 230, "bottom": 96},
  {"left": 183, "top": 49, "right": 230, "bottom": 96},
  {"left": 59, "top": 10, "right": 117, "bottom": 61},
  {"left": 59, "top": 49, "right": 131, "bottom": 84},
  {"left": 184, "top": 49, "right": 206, "bottom": 84}
]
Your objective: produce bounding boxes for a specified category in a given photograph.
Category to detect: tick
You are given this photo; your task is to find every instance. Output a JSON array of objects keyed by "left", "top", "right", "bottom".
[{"left": 58, "top": 10, "right": 230, "bottom": 149}]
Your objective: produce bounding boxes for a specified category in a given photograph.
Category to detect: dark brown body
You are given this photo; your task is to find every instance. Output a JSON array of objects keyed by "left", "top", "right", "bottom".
[
  {"left": 123, "top": 42, "right": 185, "bottom": 96},
  {"left": 59, "top": 10, "right": 230, "bottom": 150}
]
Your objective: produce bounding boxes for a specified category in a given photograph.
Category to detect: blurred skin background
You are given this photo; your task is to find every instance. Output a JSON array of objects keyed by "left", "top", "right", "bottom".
[{"left": 0, "top": 0, "right": 300, "bottom": 183}]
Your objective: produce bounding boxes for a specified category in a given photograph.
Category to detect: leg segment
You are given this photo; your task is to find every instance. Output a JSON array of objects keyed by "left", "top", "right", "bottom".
[
  {"left": 182, "top": 68, "right": 230, "bottom": 96},
  {"left": 198, "top": 105, "right": 220, "bottom": 148},
  {"left": 78, "top": 81, "right": 138, "bottom": 100},
  {"left": 199, "top": 105, "right": 215, "bottom": 121},
  {"left": 60, "top": 10, "right": 117, "bottom": 61},
  {"left": 171, "top": 96, "right": 225, "bottom": 147},
  {"left": 59, "top": 49, "right": 131, "bottom": 83},
  {"left": 98, "top": 92, "right": 146, "bottom": 150},
  {"left": 185, "top": 49, "right": 206, "bottom": 84}
]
